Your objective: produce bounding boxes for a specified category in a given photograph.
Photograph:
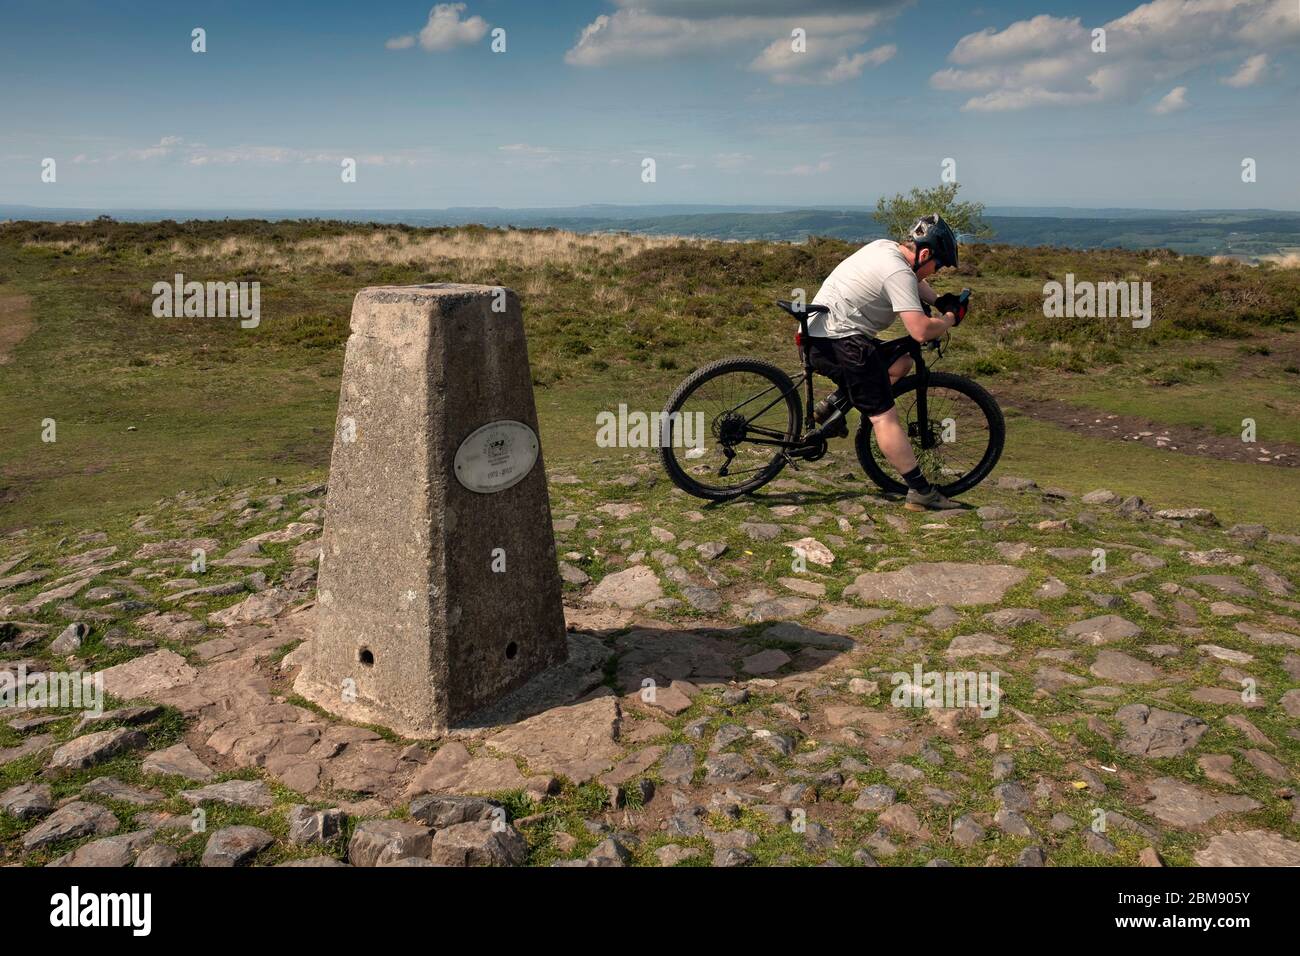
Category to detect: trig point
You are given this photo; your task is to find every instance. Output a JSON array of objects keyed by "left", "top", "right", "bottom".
[{"left": 294, "top": 284, "right": 569, "bottom": 737}]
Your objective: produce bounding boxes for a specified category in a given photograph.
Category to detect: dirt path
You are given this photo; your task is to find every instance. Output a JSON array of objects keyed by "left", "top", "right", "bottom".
[
  {"left": 996, "top": 386, "right": 1300, "bottom": 468},
  {"left": 0, "top": 294, "right": 34, "bottom": 365}
]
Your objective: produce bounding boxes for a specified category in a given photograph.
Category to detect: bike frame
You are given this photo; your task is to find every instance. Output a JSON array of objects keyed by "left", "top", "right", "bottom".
[{"left": 774, "top": 318, "right": 937, "bottom": 452}]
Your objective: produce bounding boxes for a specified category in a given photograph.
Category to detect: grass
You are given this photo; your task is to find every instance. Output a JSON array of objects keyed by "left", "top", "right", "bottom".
[
  {"left": 2, "top": 217, "right": 1299, "bottom": 537},
  {"left": 997, "top": 415, "right": 1300, "bottom": 529},
  {"left": 1066, "top": 379, "right": 1300, "bottom": 446}
]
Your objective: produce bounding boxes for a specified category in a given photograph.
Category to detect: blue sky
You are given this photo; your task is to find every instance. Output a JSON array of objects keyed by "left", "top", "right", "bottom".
[{"left": 2, "top": 0, "right": 1298, "bottom": 210}]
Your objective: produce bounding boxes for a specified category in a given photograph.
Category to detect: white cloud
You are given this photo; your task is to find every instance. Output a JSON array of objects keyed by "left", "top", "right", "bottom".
[
  {"left": 950, "top": 14, "right": 1085, "bottom": 65},
  {"left": 387, "top": 3, "right": 488, "bottom": 53},
  {"left": 769, "top": 159, "right": 832, "bottom": 176},
  {"left": 1235, "top": 0, "right": 1300, "bottom": 43},
  {"left": 565, "top": 1, "right": 902, "bottom": 85},
  {"left": 91, "top": 137, "right": 430, "bottom": 167},
  {"left": 493, "top": 143, "right": 656, "bottom": 169},
  {"left": 1221, "top": 52, "right": 1269, "bottom": 87},
  {"left": 498, "top": 143, "right": 555, "bottom": 154},
  {"left": 752, "top": 39, "right": 895, "bottom": 84},
  {"left": 127, "top": 136, "right": 184, "bottom": 161},
  {"left": 712, "top": 152, "right": 753, "bottom": 169},
  {"left": 1152, "top": 85, "right": 1188, "bottom": 114},
  {"left": 933, "top": 0, "right": 1299, "bottom": 112}
]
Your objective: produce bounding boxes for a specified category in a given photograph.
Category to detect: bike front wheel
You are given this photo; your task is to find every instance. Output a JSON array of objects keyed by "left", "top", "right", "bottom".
[
  {"left": 659, "top": 357, "right": 802, "bottom": 501},
  {"left": 855, "top": 371, "right": 1005, "bottom": 496}
]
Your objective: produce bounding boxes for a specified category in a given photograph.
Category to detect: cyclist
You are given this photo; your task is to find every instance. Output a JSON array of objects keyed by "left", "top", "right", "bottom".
[{"left": 805, "top": 213, "right": 969, "bottom": 511}]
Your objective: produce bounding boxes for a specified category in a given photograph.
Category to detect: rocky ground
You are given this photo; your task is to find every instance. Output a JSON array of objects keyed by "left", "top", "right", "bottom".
[{"left": 1, "top": 449, "right": 1298, "bottom": 867}]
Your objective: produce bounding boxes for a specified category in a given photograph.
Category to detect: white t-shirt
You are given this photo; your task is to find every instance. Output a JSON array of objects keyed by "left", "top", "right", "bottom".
[{"left": 808, "top": 239, "right": 923, "bottom": 338}]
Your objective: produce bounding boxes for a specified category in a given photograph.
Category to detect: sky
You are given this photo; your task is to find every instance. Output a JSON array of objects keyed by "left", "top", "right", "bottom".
[{"left": 1, "top": 0, "right": 1298, "bottom": 211}]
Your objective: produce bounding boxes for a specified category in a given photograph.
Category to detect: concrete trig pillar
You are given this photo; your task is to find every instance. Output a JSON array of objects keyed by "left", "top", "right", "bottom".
[{"left": 294, "top": 284, "right": 568, "bottom": 737}]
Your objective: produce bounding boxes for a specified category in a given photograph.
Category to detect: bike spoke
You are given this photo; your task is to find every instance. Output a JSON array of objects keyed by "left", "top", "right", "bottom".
[{"left": 664, "top": 368, "right": 796, "bottom": 494}]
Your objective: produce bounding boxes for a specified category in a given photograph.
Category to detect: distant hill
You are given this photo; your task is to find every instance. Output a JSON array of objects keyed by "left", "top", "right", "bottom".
[{"left": 4, "top": 203, "right": 1300, "bottom": 258}]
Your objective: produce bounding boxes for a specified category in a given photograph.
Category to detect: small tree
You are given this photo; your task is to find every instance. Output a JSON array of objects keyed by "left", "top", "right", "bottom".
[{"left": 873, "top": 183, "right": 993, "bottom": 240}]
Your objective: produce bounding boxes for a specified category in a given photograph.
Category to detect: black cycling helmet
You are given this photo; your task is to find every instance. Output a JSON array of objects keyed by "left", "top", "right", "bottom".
[{"left": 907, "top": 213, "right": 959, "bottom": 271}]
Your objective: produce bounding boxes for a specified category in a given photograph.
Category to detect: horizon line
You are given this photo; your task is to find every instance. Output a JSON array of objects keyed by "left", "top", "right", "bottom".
[{"left": 4, "top": 202, "right": 1300, "bottom": 216}]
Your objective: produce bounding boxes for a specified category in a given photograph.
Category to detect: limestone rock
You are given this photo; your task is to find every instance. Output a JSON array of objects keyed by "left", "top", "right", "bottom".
[
  {"left": 48, "top": 728, "right": 148, "bottom": 772},
  {"left": 983, "top": 608, "right": 1046, "bottom": 629},
  {"left": 81, "top": 777, "right": 162, "bottom": 806},
  {"left": 49, "top": 622, "right": 89, "bottom": 655},
  {"left": 288, "top": 805, "right": 346, "bottom": 845},
  {"left": 1064, "top": 615, "right": 1140, "bottom": 645},
  {"left": 428, "top": 820, "right": 527, "bottom": 867},
  {"left": 1155, "top": 508, "right": 1218, "bottom": 525},
  {"left": 202, "top": 825, "right": 274, "bottom": 867},
  {"left": 1193, "top": 829, "right": 1300, "bottom": 866},
  {"left": 1089, "top": 650, "right": 1160, "bottom": 684},
  {"left": 820, "top": 605, "right": 891, "bottom": 631},
  {"left": 945, "top": 633, "right": 1012, "bottom": 658},
  {"left": 486, "top": 696, "right": 621, "bottom": 784},
  {"left": 135, "top": 845, "right": 182, "bottom": 867},
  {"left": 558, "top": 562, "right": 589, "bottom": 585},
  {"left": 22, "top": 801, "right": 119, "bottom": 851},
  {"left": 408, "top": 794, "right": 502, "bottom": 829},
  {"left": 180, "top": 779, "right": 275, "bottom": 809},
  {"left": 407, "top": 741, "right": 529, "bottom": 796},
  {"left": 1141, "top": 777, "right": 1261, "bottom": 827},
  {"left": 1116, "top": 705, "right": 1207, "bottom": 758},
  {"left": 742, "top": 596, "right": 817, "bottom": 623},
  {"left": 844, "top": 563, "right": 1027, "bottom": 607},
  {"left": 347, "top": 819, "right": 433, "bottom": 867},
  {"left": 48, "top": 830, "right": 154, "bottom": 867},
  {"left": 783, "top": 537, "right": 835, "bottom": 567},
  {"left": 208, "top": 588, "right": 298, "bottom": 627},
  {"left": 135, "top": 610, "right": 207, "bottom": 641},
  {"left": 588, "top": 566, "right": 664, "bottom": 609},
  {"left": 0, "top": 782, "right": 53, "bottom": 820},
  {"left": 141, "top": 743, "right": 216, "bottom": 781},
  {"left": 951, "top": 814, "right": 986, "bottom": 847},
  {"left": 95, "top": 649, "right": 197, "bottom": 700}
]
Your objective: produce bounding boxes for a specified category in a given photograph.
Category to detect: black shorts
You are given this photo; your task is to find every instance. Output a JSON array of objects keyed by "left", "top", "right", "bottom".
[{"left": 806, "top": 334, "right": 912, "bottom": 417}]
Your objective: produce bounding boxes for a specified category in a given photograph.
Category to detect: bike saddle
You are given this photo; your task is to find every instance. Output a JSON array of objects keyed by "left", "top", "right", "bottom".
[{"left": 776, "top": 300, "right": 829, "bottom": 318}]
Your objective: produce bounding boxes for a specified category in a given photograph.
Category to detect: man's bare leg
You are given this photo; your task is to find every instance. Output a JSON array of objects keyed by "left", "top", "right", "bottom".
[
  {"left": 869, "top": 353, "right": 918, "bottom": 471},
  {"left": 868, "top": 406, "right": 917, "bottom": 474},
  {"left": 888, "top": 354, "right": 913, "bottom": 385},
  {"left": 868, "top": 402, "right": 961, "bottom": 511}
]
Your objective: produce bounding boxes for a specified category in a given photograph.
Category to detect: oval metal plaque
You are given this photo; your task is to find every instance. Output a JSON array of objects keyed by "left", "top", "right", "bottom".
[{"left": 453, "top": 420, "right": 539, "bottom": 494}]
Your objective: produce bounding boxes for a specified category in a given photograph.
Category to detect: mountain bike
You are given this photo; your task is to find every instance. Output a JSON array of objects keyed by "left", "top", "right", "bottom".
[{"left": 659, "top": 293, "right": 1005, "bottom": 502}]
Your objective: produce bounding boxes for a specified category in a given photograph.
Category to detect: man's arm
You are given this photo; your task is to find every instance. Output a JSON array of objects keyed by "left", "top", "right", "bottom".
[
  {"left": 900, "top": 309, "right": 955, "bottom": 342},
  {"left": 917, "top": 278, "right": 938, "bottom": 307},
  {"left": 883, "top": 269, "right": 950, "bottom": 341}
]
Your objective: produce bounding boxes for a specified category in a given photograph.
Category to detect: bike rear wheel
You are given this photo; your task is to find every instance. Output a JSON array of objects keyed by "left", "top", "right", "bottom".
[
  {"left": 855, "top": 371, "right": 1004, "bottom": 496},
  {"left": 660, "top": 357, "right": 802, "bottom": 501}
]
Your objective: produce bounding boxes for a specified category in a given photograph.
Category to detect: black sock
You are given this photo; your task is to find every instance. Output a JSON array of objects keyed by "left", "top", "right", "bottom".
[{"left": 902, "top": 466, "right": 932, "bottom": 494}]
